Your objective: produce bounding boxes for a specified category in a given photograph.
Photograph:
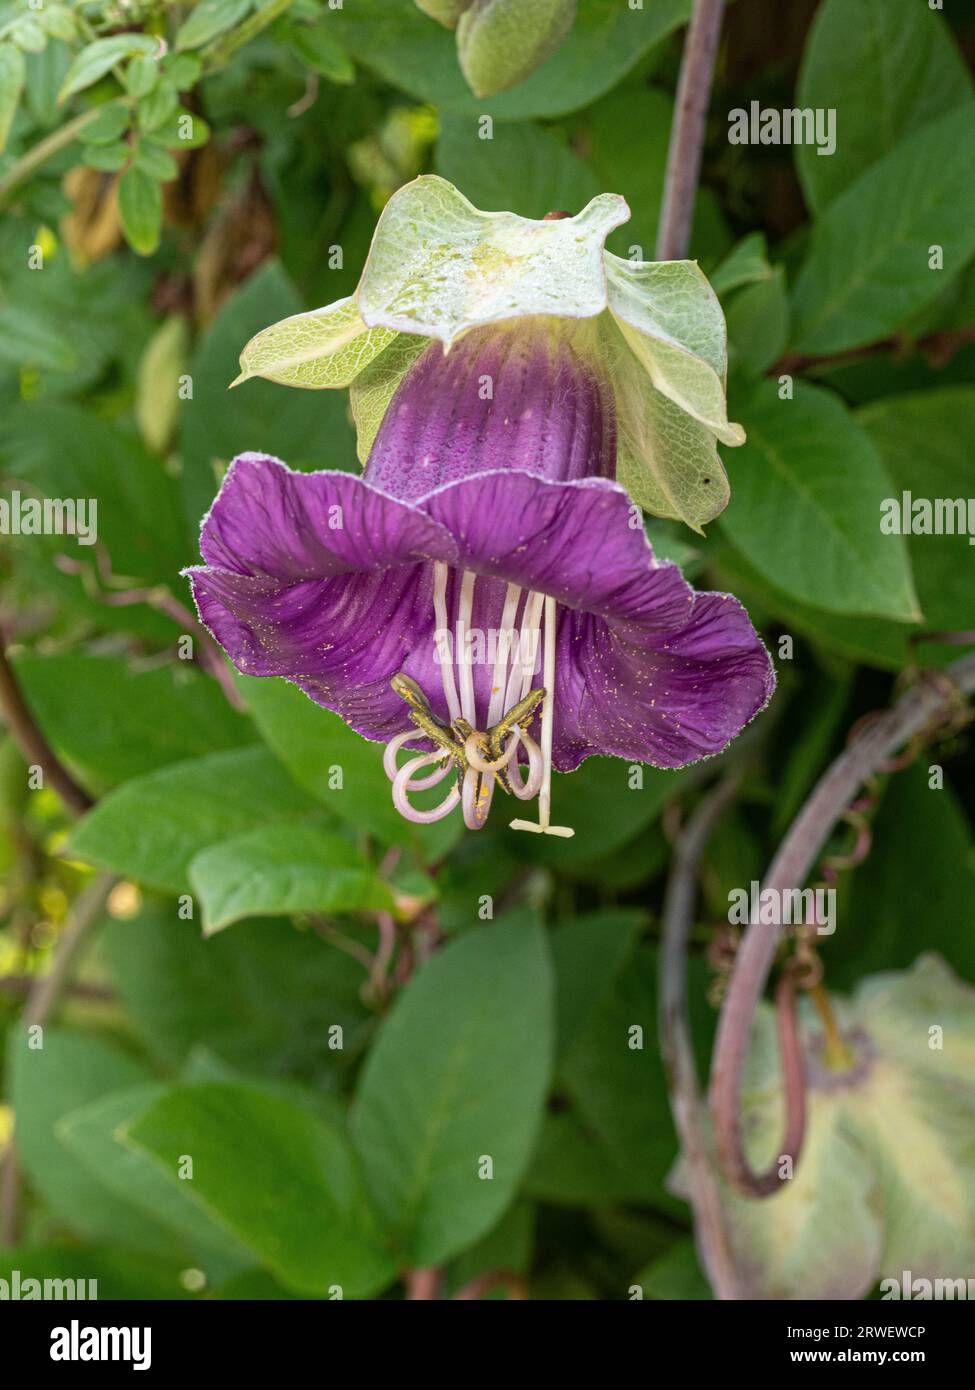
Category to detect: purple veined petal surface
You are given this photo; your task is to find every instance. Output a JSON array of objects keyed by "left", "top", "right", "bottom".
[
  {"left": 363, "top": 319, "right": 616, "bottom": 503},
  {"left": 186, "top": 454, "right": 461, "bottom": 740},
  {"left": 551, "top": 592, "right": 776, "bottom": 772},
  {"left": 197, "top": 452, "right": 457, "bottom": 578},
  {"left": 417, "top": 469, "right": 695, "bottom": 630}
]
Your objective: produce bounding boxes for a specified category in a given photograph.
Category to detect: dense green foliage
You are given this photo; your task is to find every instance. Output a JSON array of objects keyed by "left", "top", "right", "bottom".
[{"left": 1, "top": 0, "right": 973, "bottom": 1301}]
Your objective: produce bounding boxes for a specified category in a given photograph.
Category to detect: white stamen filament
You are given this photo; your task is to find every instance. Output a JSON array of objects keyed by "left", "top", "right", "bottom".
[
  {"left": 383, "top": 730, "right": 453, "bottom": 789},
  {"left": 510, "top": 594, "right": 574, "bottom": 838},
  {"left": 487, "top": 583, "right": 522, "bottom": 728},
  {"left": 456, "top": 569, "right": 477, "bottom": 726},
  {"left": 392, "top": 749, "right": 460, "bottom": 822},
  {"left": 504, "top": 589, "right": 544, "bottom": 712},
  {"left": 505, "top": 726, "right": 543, "bottom": 800},
  {"left": 383, "top": 571, "right": 569, "bottom": 834},
  {"left": 433, "top": 561, "right": 461, "bottom": 723}
]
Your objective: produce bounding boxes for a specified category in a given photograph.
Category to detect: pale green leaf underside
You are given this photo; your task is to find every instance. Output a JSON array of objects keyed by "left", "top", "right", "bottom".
[
  {"left": 603, "top": 316, "right": 729, "bottom": 532},
  {"left": 233, "top": 295, "right": 398, "bottom": 389},
  {"left": 356, "top": 174, "right": 629, "bottom": 345},
  {"left": 606, "top": 255, "right": 744, "bottom": 456},
  {"left": 349, "top": 331, "right": 429, "bottom": 464}
]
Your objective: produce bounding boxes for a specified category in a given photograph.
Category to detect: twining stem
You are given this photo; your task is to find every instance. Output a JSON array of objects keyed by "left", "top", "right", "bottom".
[
  {"left": 0, "top": 872, "right": 116, "bottom": 1243},
  {"left": 0, "top": 106, "right": 105, "bottom": 204},
  {"left": 809, "top": 982, "right": 855, "bottom": 1072},
  {"left": 659, "top": 770, "right": 742, "bottom": 1300},
  {"left": 656, "top": 0, "right": 726, "bottom": 261},
  {"left": 709, "top": 653, "right": 975, "bottom": 1199},
  {"left": 0, "top": 631, "right": 92, "bottom": 815}
]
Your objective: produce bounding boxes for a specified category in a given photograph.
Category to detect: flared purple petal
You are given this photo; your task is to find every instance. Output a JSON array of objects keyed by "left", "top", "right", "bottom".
[
  {"left": 551, "top": 593, "right": 775, "bottom": 771},
  {"left": 197, "top": 452, "right": 456, "bottom": 578},
  {"left": 187, "top": 455, "right": 773, "bottom": 774},
  {"left": 185, "top": 454, "right": 462, "bottom": 740},
  {"left": 364, "top": 319, "right": 616, "bottom": 503},
  {"left": 418, "top": 470, "right": 694, "bottom": 629},
  {"left": 416, "top": 469, "right": 773, "bottom": 769}
]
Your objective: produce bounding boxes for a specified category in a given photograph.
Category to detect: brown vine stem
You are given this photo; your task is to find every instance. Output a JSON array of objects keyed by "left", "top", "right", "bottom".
[
  {"left": 656, "top": 0, "right": 726, "bottom": 261},
  {"left": 658, "top": 769, "right": 741, "bottom": 1300},
  {"left": 0, "top": 872, "right": 116, "bottom": 1243},
  {"left": 405, "top": 1267, "right": 442, "bottom": 1300},
  {"left": 0, "top": 632, "right": 93, "bottom": 816},
  {"left": 0, "top": 106, "right": 105, "bottom": 206},
  {"left": 709, "top": 652, "right": 975, "bottom": 1199}
]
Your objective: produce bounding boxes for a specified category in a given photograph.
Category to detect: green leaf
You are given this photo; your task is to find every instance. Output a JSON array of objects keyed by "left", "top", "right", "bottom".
[
  {"left": 435, "top": 115, "right": 600, "bottom": 219},
  {"left": 0, "top": 1246, "right": 189, "bottom": 1301},
  {"left": 188, "top": 820, "right": 396, "bottom": 935},
  {"left": 6, "top": 1028, "right": 183, "bottom": 1256},
  {"left": 118, "top": 165, "right": 163, "bottom": 256},
  {"left": 237, "top": 673, "right": 463, "bottom": 860},
  {"left": 840, "top": 766, "right": 975, "bottom": 985},
  {"left": 551, "top": 909, "right": 644, "bottom": 1059},
  {"left": 414, "top": 0, "right": 468, "bottom": 24},
  {"left": 859, "top": 387, "right": 975, "bottom": 632},
  {"left": 23, "top": 40, "right": 69, "bottom": 124},
  {"left": 136, "top": 81, "right": 178, "bottom": 133},
  {"left": 37, "top": 5, "right": 77, "bottom": 42},
  {"left": 351, "top": 911, "right": 554, "bottom": 1264},
  {"left": 634, "top": 1240, "right": 712, "bottom": 1300},
  {"left": 82, "top": 139, "right": 131, "bottom": 172},
  {"left": 0, "top": 304, "right": 77, "bottom": 370},
  {"left": 232, "top": 294, "right": 397, "bottom": 389},
  {"left": 0, "top": 43, "right": 26, "bottom": 151},
  {"left": 58, "top": 34, "right": 157, "bottom": 102},
  {"left": 78, "top": 99, "right": 131, "bottom": 144},
  {"left": 456, "top": 0, "right": 576, "bottom": 99},
  {"left": 331, "top": 0, "right": 691, "bottom": 122},
  {"left": 289, "top": 24, "right": 354, "bottom": 83},
  {"left": 516, "top": 755, "right": 683, "bottom": 869},
  {"left": 12, "top": 651, "right": 254, "bottom": 792},
  {"left": 9, "top": 16, "right": 46, "bottom": 53},
  {"left": 558, "top": 946, "right": 680, "bottom": 1210},
  {"left": 133, "top": 138, "right": 178, "bottom": 181},
  {"left": 726, "top": 266, "right": 789, "bottom": 378},
  {"left": 175, "top": 0, "right": 253, "bottom": 51},
  {"left": 719, "top": 380, "right": 920, "bottom": 620},
  {"left": 58, "top": 1085, "right": 252, "bottom": 1274},
  {"left": 796, "top": 0, "right": 973, "bottom": 214},
  {"left": 710, "top": 232, "right": 772, "bottom": 297},
  {"left": 0, "top": 403, "right": 190, "bottom": 601},
  {"left": 150, "top": 105, "right": 210, "bottom": 148},
  {"left": 125, "top": 1082, "right": 396, "bottom": 1296},
  {"left": 67, "top": 746, "right": 321, "bottom": 893},
  {"left": 126, "top": 52, "right": 159, "bottom": 98},
  {"left": 165, "top": 53, "right": 204, "bottom": 89},
  {"left": 103, "top": 901, "right": 370, "bottom": 1078},
  {"left": 712, "top": 538, "right": 910, "bottom": 671},
  {"left": 791, "top": 105, "right": 975, "bottom": 354}
]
